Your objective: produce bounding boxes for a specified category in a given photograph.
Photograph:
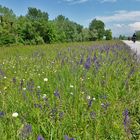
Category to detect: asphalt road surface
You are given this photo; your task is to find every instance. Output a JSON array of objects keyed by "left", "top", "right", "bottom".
[{"left": 123, "top": 40, "right": 140, "bottom": 57}]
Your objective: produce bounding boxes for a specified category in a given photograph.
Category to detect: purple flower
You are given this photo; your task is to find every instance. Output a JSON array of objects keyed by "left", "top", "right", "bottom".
[
  {"left": 20, "top": 124, "right": 32, "bottom": 139},
  {"left": 123, "top": 109, "right": 131, "bottom": 135},
  {"left": 79, "top": 55, "right": 84, "bottom": 65},
  {"left": 93, "top": 53, "right": 97, "bottom": 62},
  {"left": 64, "top": 135, "right": 75, "bottom": 140},
  {"left": 88, "top": 99, "right": 93, "bottom": 108},
  {"left": 123, "top": 109, "right": 129, "bottom": 128},
  {"left": 54, "top": 90, "right": 60, "bottom": 99},
  {"left": 0, "top": 111, "right": 5, "bottom": 117},
  {"left": 101, "top": 102, "right": 110, "bottom": 110},
  {"left": 27, "top": 79, "right": 34, "bottom": 92},
  {"left": 90, "top": 111, "right": 96, "bottom": 119},
  {"left": 37, "top": 135, "right": 45, "bottom": 140},
  {"left": 84, "top": 57, "right": 91, "bottom": 70},
  {"left": 0, "top": 69, "right": 5, "bottom": 77},
  {"left": 59, "top": 112, "right": 64, "bottom": 119},
  {"left": 34, "top": 104, "right": 42, "bottom": 109}
]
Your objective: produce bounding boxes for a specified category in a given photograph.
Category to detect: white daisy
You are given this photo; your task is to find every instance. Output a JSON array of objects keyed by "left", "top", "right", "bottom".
[
  {"left": 44, "top": 78, "right": 48, "bottom": 82},
  {"left": 12, "top": 112, "right": 18, "bottom": 117}
]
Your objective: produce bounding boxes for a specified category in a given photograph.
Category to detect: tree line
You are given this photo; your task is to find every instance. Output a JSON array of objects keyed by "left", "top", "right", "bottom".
[{"left": 0, "top": 5, "right": 112, "bottom": 45}]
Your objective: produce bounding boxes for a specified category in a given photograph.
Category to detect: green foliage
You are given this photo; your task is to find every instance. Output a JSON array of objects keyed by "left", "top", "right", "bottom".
[
  {"left": 89, "top": 19, "right": 105, "bottom": 40},
  {"left": 0, "top": 5, "right": 112, "bottom": 46},
  {"left": 105, "top": 29, "right": 112, "bottom": 40},
  {"left": 26, "top": 7, "right": 48, "bottom": 21},
  {"left": 136, "top": 31, "right": 140, "bottom": 40},
  {"left": 119, "top": 35, "right": 127, "bottom": 40}
]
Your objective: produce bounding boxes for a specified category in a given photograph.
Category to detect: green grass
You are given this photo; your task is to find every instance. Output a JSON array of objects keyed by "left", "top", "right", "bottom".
[{"left": 0, "top": 41, "right": 140, "bottom": 140}]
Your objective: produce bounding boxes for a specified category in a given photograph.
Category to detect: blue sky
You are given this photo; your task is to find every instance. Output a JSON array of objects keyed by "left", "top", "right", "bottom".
[{"left": 0, "top": 0, "right": 140, "bottom": 37}]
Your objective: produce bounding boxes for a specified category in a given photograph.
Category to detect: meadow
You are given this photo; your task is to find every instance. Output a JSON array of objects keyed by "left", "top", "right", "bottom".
[{"left": 0, "top": 41, "right": 140, "bottom": 140}]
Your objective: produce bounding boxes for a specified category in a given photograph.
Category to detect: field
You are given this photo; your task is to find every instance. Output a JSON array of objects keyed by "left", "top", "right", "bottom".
[{"left": 0, "top": 41, "right": 140, "bottom": 140}]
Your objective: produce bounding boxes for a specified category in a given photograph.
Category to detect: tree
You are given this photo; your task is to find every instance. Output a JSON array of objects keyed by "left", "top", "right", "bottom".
[
  {"left": 54, "top": 15, "right": 83, "bottom": 42},
  {"left": 89, "top": 19, "right": 105, "bottom": 40},
  {"left": 26, "top": 7, "right": 48, "bottom": 21},
  {"left": 136, "top": 31, "right": 140, "bottom": 40},
  {"left": 105, "top": 29, "right": 112, "bottom": 40},
  {"left": 0, "top": 5, "right": 16, "bottom": 45}
]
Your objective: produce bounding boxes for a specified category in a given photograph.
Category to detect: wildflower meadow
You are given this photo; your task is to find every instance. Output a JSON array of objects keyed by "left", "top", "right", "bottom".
[{"left": 0, "top": 41, "right": 140, "bottom": 140}]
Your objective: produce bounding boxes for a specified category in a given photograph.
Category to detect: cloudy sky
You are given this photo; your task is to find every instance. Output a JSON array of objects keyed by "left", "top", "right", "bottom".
[{"left": 1, "top": 0, "right": 140, "bottom": 37}]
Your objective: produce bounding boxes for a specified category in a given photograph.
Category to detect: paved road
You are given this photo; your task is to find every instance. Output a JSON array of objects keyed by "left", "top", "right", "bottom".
[{"left": 123, "top": 40, "right": 140, "bottom": 56}]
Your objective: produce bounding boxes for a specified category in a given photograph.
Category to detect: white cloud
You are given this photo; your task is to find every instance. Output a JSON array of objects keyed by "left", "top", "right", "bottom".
[
  {"left": 129, "top": 22, "right": 140, "bottom": 31},
  {"left": 113, "top": 24, "right": 124, "bottom": 28},
  {"left": 63, "top": 0, "right": 89, "bottom": 4},
  {"left": 109, "top": 24, "right": 133, "bottom": 37},
  {"left": 96, "top": 10, "right": 140, "bottom": 22},
  {"left": 100, "top": 0, "right": 117, "bottom": 3}
]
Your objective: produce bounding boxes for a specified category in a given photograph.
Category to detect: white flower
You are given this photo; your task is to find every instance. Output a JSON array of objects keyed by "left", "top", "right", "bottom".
[
  {"left": 70, "top": 84, "right": 74, "bottom": 88},
  {"left": 93, "top": 97, "right": 96, "bottom": 101},
  {"left": 12, "top": 112, "right": 18, "bottom": 117},
  {"left": 38, "top": 74, "right": 40, "bottom": 76},
  {"left": 23, "top": 88, "right": 26, "bottom": 91},
  {"left": 4, "top": 76, "right": 7, "bottom": 79},
  {"left": 87, "top": 95, "right": 91, "bottom": 100},
  {"left": 37, "top": 86, "right": 40, "bottom": 89},
  {"left": 70, "top": 92, "right": 73, "bottom": 95},
  {"left": 42, "top": 94, "right": 47, "bottom": 99},
  {"left": 44, "top": 78, "right": 48, "bottom": 82}
]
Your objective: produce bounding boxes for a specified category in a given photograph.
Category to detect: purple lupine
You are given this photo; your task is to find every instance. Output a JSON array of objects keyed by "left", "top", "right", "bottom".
[
  {"left": 123, "top": 109, "right": 130, "bottom": 128},
  {"left": 123, "top": 109, "right": 131, "bottom": 136},
  {"left": 100, "top": 94, "right": 107, "bottom": 99},
  {"left": 64, "top": 135, "right": 75, "bottom": 140},
  {"left": 27, "top": 79, "right": 34, "bottom": 92},
  {"left": 88, "top": 99, "right": 93, "bottom": 108},
  {"left": 90, "top": 111, "right": 96, "bottom": 119},
  {"left": 37, "top": 135, "right": 45, "bottom": 140},
  {"left": 101, "top": 102, "right": 110, "bottom": 110},
  {"left": 0, "top": 111, "right": 5, "bottom": 117},
  {"left": 84, "top": 56, "right": 91, "bottom": 70},
  {"left": 93, "top": 53, "right": 97, "bottom": 63},
  {"left": 0, "top": 69, "right": 5, "bottom": 77},
  {"left": 79, "top": 55, "right": 84, "bottom": 65},
  {"left": 20, "top": 124, "right": 32, "bottom": 139},
  {"left": 59, "top": 112, "right": 64, "bottom": 119},
  {"left": 54, "top": 90, "right": 60, "bottom": 99},
  {"left": 34, "top": 103, "right": 42, "bottom": 109}
]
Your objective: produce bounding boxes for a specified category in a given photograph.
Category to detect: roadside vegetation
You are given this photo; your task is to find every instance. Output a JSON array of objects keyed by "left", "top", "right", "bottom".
[{"left": 0, "top": 41, "right": 140, "bottom": 139}]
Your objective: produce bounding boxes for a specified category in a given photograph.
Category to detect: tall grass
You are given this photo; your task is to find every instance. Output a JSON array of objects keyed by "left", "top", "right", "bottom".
[{"left": 0, "top": 41, "right": 140, "bottom": 140}]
